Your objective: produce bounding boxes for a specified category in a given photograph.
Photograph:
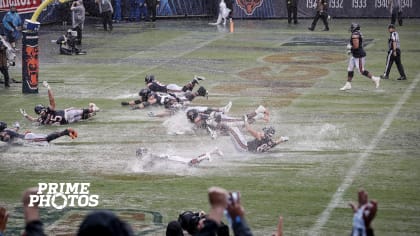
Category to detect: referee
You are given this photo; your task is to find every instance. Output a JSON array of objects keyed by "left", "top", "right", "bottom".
[{"left": 381, "top": 24, "right": 407, "bottom": 80}]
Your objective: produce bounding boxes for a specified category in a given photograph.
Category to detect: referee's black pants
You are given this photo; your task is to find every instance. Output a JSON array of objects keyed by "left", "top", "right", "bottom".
[{"left": 384, "top": 48, "right": 406, "bottom": 78}]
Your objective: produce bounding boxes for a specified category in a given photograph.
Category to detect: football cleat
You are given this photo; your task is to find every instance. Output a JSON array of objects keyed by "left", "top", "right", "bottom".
[
  {"left": 193, "top": 75, "right": 205, "bottom": 84},
  {"left": 380, "top": 75, "right": 389, "bottom": 80},
  {"left": 67, "top": 128, "right": 78, "bottom": 139},
  {"left": 221, "top": 101, "right": 232, "bottom": 114},
  {"left": 397, "top": 76, "right": 407, "bottom": 80},
  {"left": 372, "top": 76, "right": 380, "bottom": 88},
  {"left": 89, "top": 103, "right": 100, "bottom": 112},
  {"left": 280, "top": 136, "right": 289, "bottom": 142},
  {"left": 340, "top": 82, "right": 352, "bottom": 91},
  {"left": 255, "top": 105, "right": 266, "bottom": 114}
]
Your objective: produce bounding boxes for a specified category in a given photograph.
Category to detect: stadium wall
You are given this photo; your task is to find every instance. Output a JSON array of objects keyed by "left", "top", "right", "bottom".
[
  {"left": 231, "top": 0, "right": 419, "bottom": 19},
  {"left": 0, "top": 0, "right": 419, "bottom": 25},
  {"left": 140, "top": 0, "right": 420, "bottom": 19}
]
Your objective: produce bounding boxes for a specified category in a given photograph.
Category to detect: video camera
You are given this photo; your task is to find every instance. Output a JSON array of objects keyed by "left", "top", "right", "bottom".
[
  {"left": 178, "top": 211, "right": 205, "bottom": 235},
  {"left": 56, "top": 29, "right": 84, "bottom": 55}
]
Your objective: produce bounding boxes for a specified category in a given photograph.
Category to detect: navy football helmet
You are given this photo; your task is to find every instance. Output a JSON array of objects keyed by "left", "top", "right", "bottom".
[
  {"left": 144, "top": 74, "right": 155, "bottom": 84},
  {"left": 34, "top": 104, "right": 46, "bottom": 115},
  {"left": 139, "top": 88, "right": 151, "bottom": 101},
  {"left": 186, "top": 109, "right": 199, "bottom": 122},
  {"left": 350, "top": 23, "right": 360, "bottom": 33},
  {"left": 0, "top": 121, "right": 7, "bottom": 131},
  {"left": 262, "top": 126, "right": 276, "bottom": 138}
]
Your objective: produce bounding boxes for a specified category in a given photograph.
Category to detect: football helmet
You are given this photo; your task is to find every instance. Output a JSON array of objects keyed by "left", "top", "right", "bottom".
[
  {"left": 197, "top": 86, "right": 208, "bottom": 97},
  {"left": 144, "top": 74, "right": 155, "bottom": 84},
  {"left": 350, "top": 23, "right": 360, "bottom": 33},
  {"left": 262, "top": 126, "right": 275, "bottom": 138},
  {"left": 186, "top": 109, "right": 199, "bottom": 122},
  {"left": 0, "top": 121, "right": 7, "bottom": 131},
  {"left": 34, "top": 104, "right": 46, "bottom": 115},
  {"left": 139, "top": 88, "right": 151, "bottom": 101}
]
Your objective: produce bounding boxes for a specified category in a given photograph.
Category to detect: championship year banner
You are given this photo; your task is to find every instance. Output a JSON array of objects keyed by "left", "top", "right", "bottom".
[
  {"left": 156, "top": 0, "right": 419, "bottom": 19},
  {"left": 231, "top": 0, "right": 419, "bottom": 18}
]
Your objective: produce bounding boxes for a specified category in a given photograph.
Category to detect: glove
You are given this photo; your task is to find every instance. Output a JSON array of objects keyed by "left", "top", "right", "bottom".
[
  {"left": 346, "top": 44, "right": 352, "bottom": 55},
  {"left": 207, "top": 126, "right": 217, "bottom": 139},
  {"left": 19, "top": 108, "right": 27, "bottom": 117},
  {"left": 42, "top": 81, "right": 50, "bottom": 89}
]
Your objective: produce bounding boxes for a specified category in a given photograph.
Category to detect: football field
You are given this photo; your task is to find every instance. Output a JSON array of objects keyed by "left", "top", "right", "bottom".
[{"left": 1, "top": 17, "right": 420, "bottom": 235}]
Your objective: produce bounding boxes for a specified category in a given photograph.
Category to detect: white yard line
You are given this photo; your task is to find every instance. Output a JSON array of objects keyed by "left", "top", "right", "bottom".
[{"left": 310, "top": 74, "right": 420, "bottom": 235}]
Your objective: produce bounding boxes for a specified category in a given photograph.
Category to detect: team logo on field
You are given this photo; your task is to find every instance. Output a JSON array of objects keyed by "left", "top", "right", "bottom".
[
  {"left": 5, "top": 207, "right": 164, "bottom": 235},
  {"left": 236, "top": 0, "right": 263, "bottom": 15},
  {"left": 29, "top": 183, "right": 99, "bottom": 209}
]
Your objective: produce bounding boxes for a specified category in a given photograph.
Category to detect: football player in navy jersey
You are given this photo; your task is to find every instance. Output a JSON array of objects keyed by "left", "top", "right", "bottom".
[
  {"left": 0, "top": 121, "right": 77, "bottom": 144},
  {"left": 144, "top": 74, "right": 205, "bottom": 93},
  {"left": 186, "top": 105, "right": 270, "bottom": 139},
  {"left": 121, "top": 86, "right": 208, "bottom": 110},
  {"left": 19, "top": 81, "right": 100, "bottom": 125},
  {"left": 340, "top": 23, "right": 381, "bottom": 91},
  {"left": 147, "top": 101, "right": 232, "bottom": 118}
]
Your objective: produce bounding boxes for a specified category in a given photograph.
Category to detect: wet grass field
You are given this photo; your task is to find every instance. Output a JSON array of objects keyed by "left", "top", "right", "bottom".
[{"left": 1, "top": 17, "right": 420, "bottom": 235}]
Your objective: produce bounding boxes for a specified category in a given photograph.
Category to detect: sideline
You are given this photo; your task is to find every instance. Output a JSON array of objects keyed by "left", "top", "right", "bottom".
[{"left": 309, "top": 73, "right": 420, "bottom": 235}]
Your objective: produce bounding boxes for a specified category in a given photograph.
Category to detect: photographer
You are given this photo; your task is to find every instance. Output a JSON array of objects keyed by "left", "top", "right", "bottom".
[
  {"left": 197, "top": 187, "right": 252, "bottom": 236},
  {"left": 166, "top": 210, "right": 229, "bottom": 236},
  {"left": 56, "top": 29, "right": 84, "bottom": 55},
  {"left": 70, "top": 0, "right": 85, "bottom": 45}
]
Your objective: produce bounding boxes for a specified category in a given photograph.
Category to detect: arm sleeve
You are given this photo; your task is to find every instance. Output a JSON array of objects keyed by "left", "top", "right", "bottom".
[
  {"left": 232, "top": 217, "right": 254, "bottom": 236},
  {"left": 5, "top": 130, "right": 25, "bottom": 139},
  {"left": 2, "top": 15, "right": 13, "bottom": 31}
]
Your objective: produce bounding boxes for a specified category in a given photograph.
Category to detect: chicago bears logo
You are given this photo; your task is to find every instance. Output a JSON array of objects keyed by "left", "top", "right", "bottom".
[{"left": 236, "top": 0, "right": 263, "bottom": 15}]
